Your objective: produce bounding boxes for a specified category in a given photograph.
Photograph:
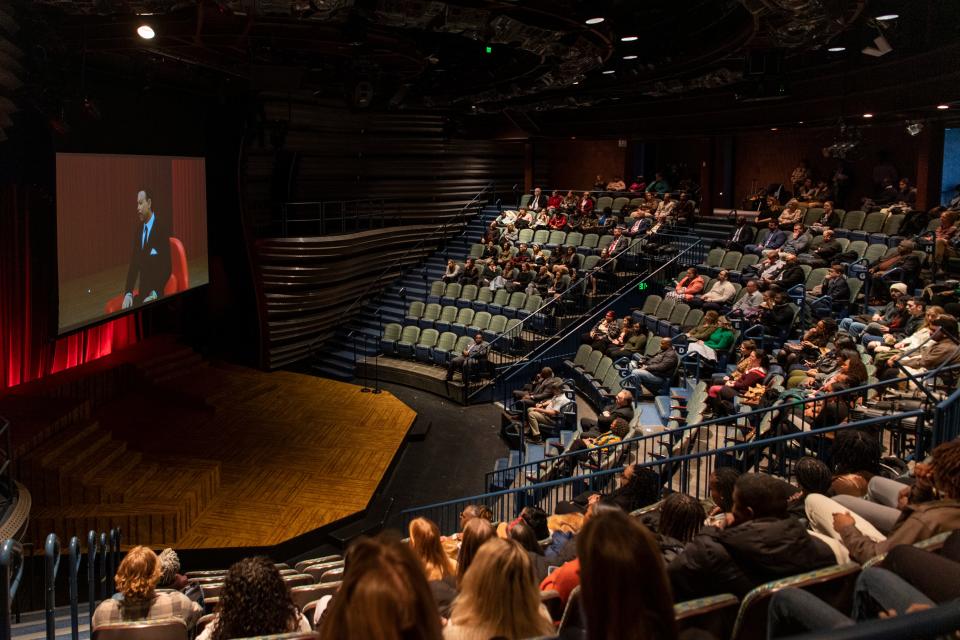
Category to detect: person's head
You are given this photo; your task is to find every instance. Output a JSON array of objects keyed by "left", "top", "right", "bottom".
[
  {"left": 578, "top": 508, "right": 678, "bottom": 640},
  {"left": 890, "top": 282, "right": 908, "bottom": 299},
  {"left": 795, "top": 457, "right": 833, "bottom": 496},
  {"left": 823, "top": 228, "right": 835, "bottom": 240},
  {"left": 717, "top": 269, "right": 729, "bottom": 281},
  {"left": 212, "top": 557, "right": 298, "bottom": 640},
  {"left": 834, "top": 334, "right": 855, "bottom": 352},
  {"left": 518, "top": 506, "right": 549, "bottom": 540},
  {"left": 685, "top": 267, "right": 697, "bottom": 279},
  {"left": 474, "top": 333, "right": 484, "bottom": 344},
  {"left": 539, "top": 366, "right": 554, "bottom": 380},
  {"left": 460, "top": 504, "right": 492, "bottom": 531},
  {"left": 465, "top": 257, "right": 475, "bottom": 268},
  {"left": 803, "top": 177, "right": 814, "bottom": 188},
  {"left": 450, "top": 538, "right": 554, "bottom": 639},
  {"left": 663, "top": 192, "right": 672, "bottom": 202},
  {"left": 679, "top": 191, "right": 688, "bottom": 201},
  {"left": 828, "top": 263, "right": 844, "bottom": 279},
  {"left": 702, "top": 310, "right": 720, "bottom": 325},
  {"left": 764, "top": 249, "right": 779, "bottom": 262},
  {"left": 752, "top": 349, "right": 771, "bottom": 370},
  {"left": 534, "top": 186, "right": 541, "bottom": 195},
  {"left": 157, "top": 548, "right": 181, "bottom": 588},
  {"left": 408, "top": 517, "right": 455, "bottom": 581},
  {"left": 898, "top": 239, "right": 916, "bottom": 255},
  {"left": 457, "top": 517, "right": 495, "bottom": 585},
  {"left": 924, "top": 305, "right": 944, "bottom": 328},
  {"left": 823, "top": 200, "right": 834, "bottom": 212},
  {"left": 136, "top": 189, "right": 153, "bottom": 222},
  {"left": 931, "top": 314, "right": 960, "bottom": 342},
  {"left": 732, "top": 473, "right": 788, "bottom": 523},
  {"left": 507, "top": 519, "right": 542, "bottom": 554},
  {"left": 735, "top": 216, "right": 747, "bottom": 227},
  {"left": 660, "top": 337, "right": 673, "bottom": 351},
  {"left": 615, "top": 389, "right": 633, "bottom": 409},
  {"left": 710, "top": 467, "right": 740, "bottom": 512},
  {"left": 943, "top": 210, "right": 959, "bottom": 228},
  {"left": 717, "top": 315, "right": 732, "bottom": 330},
  {"left": 905, "top": 297, "right": 925, "bottom": 317},
  {"left": 831, "top": 429, "right": 881, "bottom": 475},
  {"left": 899, "top": 178, "right": 910, "bottom": 189},
  {"left": 782, "top": 252, "right": 797, "bottom": 264},
  {"left": 605, "top": 309, "right": 616, "bottom": 322},
  {"left": 931, "top": 439, "right": 960, "bottom": 499},
  {"left": 768, "top": 219, "right": 778, "bottom": 230},
  {"left": 608, "top": 417, "right": 630, "bottom": 440},
  {"left": 613, "top": 226, "right": 622, "bottom": 237},
  {"left": 818, "top": 318, "right": 838, "bottom": 338},
  {"left": 659, "top": 493, "right": 705, "bottom": 543},
  {"left": 739, "top": 339, "right": 757, "bottom": 357},
  {"left": 745, "top": 279, "right": 758, "bottom": 293},
  {"left": 114, "top": 546, "right": 161, "bottom": 602},
  {"left": 321, "top": 535, "right": 443, "bottom": 640}
]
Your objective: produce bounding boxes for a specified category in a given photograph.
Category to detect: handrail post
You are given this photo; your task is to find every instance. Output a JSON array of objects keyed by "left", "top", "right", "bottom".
[
  {"left": 107, "top": 528, "right": 120, "bottom": 596},
  {"left": 68, "top": 537, "right": 80, "bottom": 640},
  {"left": 86, "top": 530, "right": 97, "bottom": 628},
  {"left": 97, "top": 533, "right": 107, "bottom": 602},
  {"left": 0, "top": 540, "right": 23, "bottom": 640},
  {"left": 43, "top": 534, "right": 60, "bottom": 640}
]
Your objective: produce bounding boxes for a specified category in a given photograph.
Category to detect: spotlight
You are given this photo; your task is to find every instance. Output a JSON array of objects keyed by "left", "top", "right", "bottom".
[
  {"left": 623, "top": 55, "right": 637, "bottom": 60},
  {"left": 137, "top": 24, "right": 155, "bottom": 39},
  {"left": 585, "top": 17, "right": 605, "bottom": 25},
  {"left": 620, "top": 36, "right": 638, "bottom": 42},
  {"left": 862, "top": 35, "right": 892, "bottom": 57},
  {"left": 875, "top": 13, "right": 899, "bottom": 21},
  {"left": 937, "top": 104, "right": 950, "bottom": 110},
  {"left": 906, "top": 122, "right": 923, "bottom": 136},
  {"left": 770, "top": 127, "right": 779, "bottom": 131},
  {"left": 828, "top": 46, "right": 846, "bottom": 52},
  {"left": 602, "top": 69, "right": 615, "bottom": 75},
  {"left": 863, "top": 113, "right": 874, "bottom": 118}
]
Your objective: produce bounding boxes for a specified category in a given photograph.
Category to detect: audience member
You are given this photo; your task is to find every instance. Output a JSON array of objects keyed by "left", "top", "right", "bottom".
[{"left": 627, "top": 337, "right": 678, "bottom": 396}]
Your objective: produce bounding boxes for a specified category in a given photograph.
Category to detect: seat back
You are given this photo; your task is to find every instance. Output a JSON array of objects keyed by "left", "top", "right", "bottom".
[
  {"left": 862, "top": 243, "right": 889, "bottom": 263},
  {"left": 422, "top": 303, "right": 442, "bottom": 322},
  {"left": 382, "top": 323, "right": 402, "bottom": 341},
  {"left": 719, "top": 251, "right": 742, "bottom": 270},
  {"left": 289, "top": 582, "right": 340, "bottom": 611},
  {"left": 472, "top": 311, "right": 492, "bottom": 329},
  {"left": 435, "top": 331, "right": 457, "bottom": 352},
  {"left": 846, "top": 277, "right": 862, "bottom": 304},
  {"left": 582, "top": 255, "right": 601, "bottom": 271},
  {"left": 566, "top": 231, "right": 584, "bottom": 246},
  {"left": 438, "top": 306, "right": 458, "bottom": 323},
  {"left": 443, "top": 282, "right": 462, "bottom": 298},
  {"left": 737, "top": 254, "right": 759, "bottom": 270},
  {"left": 399, "top": 325, "right": 420, "bottom": 344},
  {"left": 882, "top": 213, "right": 904, "bottom": 235},
  {"left": 841, "top": 210, "right": 865, "bottom": 230},
  {"left": 835, "top": 237, "right": 850, "bottom": 251},
  {"left": 597, "top": 235, "right": 615, "bottom": 251},
  {"left": 731, "top": 563, "right": 860, "bottom": 640},
  {"left": 452, "top": 335, "right": 473, "bottom": 353},
  {"left": 533, "top": 229, "right": 550, "bottom": 245},
  {"left": 703, "top": 248, "right": 725, "bottom": 267},
  {"left": 754, "top": 228, "right": 771, "bottom": 245},
  {"left": 557, "top": 586, "right": 583, "bottom": 635},
  {"left": 487, "top": 315, "right": 508, "bottom": 334},
  {"left": 668, "top": 303, "right": 690, "bottom": 326},
  {"left": 93, "top": 618, "right": 189, "bottom": 640},
  {"left": 655, "top": 298, "right": 676, "bottom": 320},
  {"left": 644, "top": 334, "right": 663, "bottom": 356},
  {"left": 476, "top": 288, "right": 494, "bottom": 304},
  {"left": 572, "top": 344, "right": 593, "bottom": 367},
  {"left": 581, "top": 233, "right": 600, "bottom": 249},
  {"left": 519, "top": 194, "right": 532, "bottom": 208},
  {"left": 524, "top": 295, "right": 543, "bottom": 312},
  {"left": 846, "top": 240, "right": 868, "bottom": 258},
  {"left": 548, "top": 230, "right": 567, "bottom": 245},
  {"left": 584, "top": 350, "right": 604, "bottom": 374},
  {"left": 639, "top": 294, "right": 662, "bottom": 315},
  {"left": 454, "top": 308, "right": 475, "bottom": 325},
  {"left": 806, "top": 268, "right": 829, "bottom": 290},
  {"left": 504, "top": 318, "right": 522, "bottom": 338},
  {"left": 416, "top": 328, "right": 439, "bottom": 348},
  {"left": 683, "top": 309, "right": 704, "bottom": 329},
  {"left": 612, "top": 196, "right": 631, "bottom": 212},
  {"left": 429, "top": 281, "right": 445, "bottom": 297},
  {"left": 507, "top": 292, "right": 527, "bottom": 309},
  {"left": 518, "top": 228, "right": 534, "bottom": 243},
  {"left": 459, "top": 284, "right": 478, "bottom": 302},
  {"left": 803, "top": 207, "right": 824, "bottom": 226},
  {"left": 593, "top": 356, "right": 614, "bottom": 380},
  {"left": 405, "top": 300, "right": 424, "bottom": 318},
  {"left": 597, "top": 196, "right": 614, "bottom": 210},
  {"left": 629, "top": 197, "right": 645, "bottom": 207},
  {"left": 675, "top": 594, "right": 739, "bottom": 640},
  {"left": 861, "top": 211, "right": 887, "bottom": 233},
  {"left": 469, "top": 243, "right": 484, "bottom": 258},
  {"left": 492, "top": 289, "right": 510, "bottom": 306}
]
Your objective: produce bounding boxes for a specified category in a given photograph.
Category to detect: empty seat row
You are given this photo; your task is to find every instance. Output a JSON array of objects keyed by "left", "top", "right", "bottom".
[
  {"left": 403, "top": 303, "right": 533, "bottom": 336},
  {"left": 381, "top": 322, "right": 521, "bottom": 362},
  {"left": 476, "top": 230, "right": 622, "bottom": 254},
  {"left": 425, "top": 283, "right": 546, "bottom": 319}
]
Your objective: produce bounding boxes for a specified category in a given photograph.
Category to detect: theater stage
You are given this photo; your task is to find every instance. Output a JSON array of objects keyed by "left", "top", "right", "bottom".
[{"left": 1, "top": 338, "right": 416, "bottom": 552}]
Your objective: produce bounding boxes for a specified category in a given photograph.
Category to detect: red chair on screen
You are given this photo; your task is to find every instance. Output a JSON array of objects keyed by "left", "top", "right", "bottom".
[{"left": 104, "top": 237, "right": 189, "bottom": 313}]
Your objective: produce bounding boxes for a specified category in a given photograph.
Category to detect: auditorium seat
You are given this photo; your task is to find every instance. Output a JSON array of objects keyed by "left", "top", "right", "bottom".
[
  {"left": 450, "top": 308, "right": 475, "bottom": 335},
  {"left": 431, "top": 331, "right": 458, "bottom": 364},
  {"left": 849, "top": 211, "right": 887, "bottom": 242},
  {"left": 290, "top": 582, "right": 339, "bottom": 610},
  {"left": 675, "top": 594, "right": 739, "bottom": 640},
  {"left": 380, "top": 323, "right": 402, "bottom": 355},
  {"left": 434, "top": 306, "right": 458, "bottom": 333},
  {"left": 418, "top": 303, "right": 442, "bottom": 329},
  {"left": 92, "top": 618, "right": 189, "bottom": 640},
  {"left": 414, "top": 328, "right": 439, "bottom": 361},
  {"left": 294, "top": 555, "right": 342, "bottom": 573},
  {"left": 395, "top": 325, "right": 420, "bottom": 357},
  {"left": 456, "top": 284, "right": 478, "bottom": 309}
]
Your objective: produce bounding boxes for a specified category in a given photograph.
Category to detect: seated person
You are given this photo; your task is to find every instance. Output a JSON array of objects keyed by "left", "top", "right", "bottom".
[
  {"left": 778, "top": 199, "right": 804, "bottom": 228},
  {"left": 934, "top": 210, "right": 959, "bottom": 275},
  {"left": 579, "top": 389, "right": 634, "bottom": 434},
  {"left": 532, "top": 209, "right": 551, "bottom": 228},
  {"left": 809, "top": 200, "right": 842, "bottom": 233},
  {"left": 624, "top": 210, "right": 653, "bottom": 237},
  {"left": 706, "top": 350, "right": 768, "bottom": 416},
  {"left": 510, "top": 366, "right": 563, "bottom": 409},
  {"left": 529, "top": 418, "right": 630, "bottom": 483},
  {"left": 806, "top": 263, "right": 851, "bottom": 316},
  {"left": 606, "top": 176, "right": 626, "bottom": 192},
  {"left": 626, "top": 338, "right": 678, "bottom": 396},
  {"left": 607, "top": 317, "right": 646, "bottom": 359},
  {"left": 804, "top": 438, "right": 960, "bottom": 564},
  {"left": 761, "top": 252, "right": 804, "bottom": 291},
  {"left": 445, "top": 333, "right": 489, "bottom": 382},
  {"left": 646, "top": 172, "right": 671, "bottom": 194},
  {"left": 744, "top": 220, "right": 788, "bottom": 255},
  {"left": 779, "top": 318, "right": 838, "bottom": 369},
  {"left": 861, "top": 297, "right": 925, "bottom": 347},
  {"left": 442, "top": 259, "right": 462, "bottom": 283},
  {"left": 869, "top": 305, "right": 941, "bottom": 363},
  {"left": 92, "top": 546, "right": 202, "bottom": 632},
  {"left": 588, "top": 247, "right": 616, "bottom": 295},
  {"left": 493, "top": 209, "right": 517, "bottom": 227},
  {"left": 547, "top": 208, "right": 567, "bottom": 230},
  {"left": 581, "top": 309, "right": 620, "bottom": 350},
  {"left": 728, "top": 279, "right": 765, "bottom": 320},
  {"left": 797, "top": 178, "right": 818, "bottom": 201},
  {"left": 578, "top": 192, "right": 595, "bottom": 215},
  {"left": 666, "top": 267, "right": 705, "bottom": 302},
  {"left": 878, "top": 314, "right": 960, "bottom": 380},
  {"left": 779, "top": 223, "right": 812, "bottom": 255},
  {"left": 528, "top": 187, "right": 548, "bottom": 211},
  {"left": 686, "top": 315, "right": 736, "bottom": 365},
  {"left": 546, "top": 190, "right": 564, "bottom": 209},
  {"left": 797, "top": 228, "right": 842, "bottom": 266},
  {"left": 840, "top": 283, "right": 908, "bottom": 340},
  {"left": 758, "top": 291, "right": 795, "bottom": 338},
  {"left": 521, "top": 384, "right": 569, "bottom": 443},
  {"left": 867, "top": 240, "right": 922, "bottom": 300},
  {"left": 459, "top": 258, "right": 480, "bottom": 285},
  {"left": 515, "top": 207, "right": 534, "bottom": 229},
  {"left": 556, "top": 464, "right": 662, "bottom": 515},
  {"left": 655, "top": 193, "right": 677, "bottom": 222},
  {"left": 692, "top": 269, "right": 737, "bottom": 310},
  {"left": 675, "top": 192, "right": 695, "bottom": 226},
  {"left": 157, "top": 548, "right": 189, "bottom": 591},
  {"left": 629, "top": 176, "right": 647, "bottom": 193},
  {"left": 668, "top": 473, "right": 836, "bottom": 600},
  {"left": 684, "top": 309, "right": 720, "bottom": 342}
]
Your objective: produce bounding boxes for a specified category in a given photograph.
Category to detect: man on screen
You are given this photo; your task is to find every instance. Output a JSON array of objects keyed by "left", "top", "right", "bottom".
[{"left": 121, "top": 189, "right": 171, "bottom": 309}]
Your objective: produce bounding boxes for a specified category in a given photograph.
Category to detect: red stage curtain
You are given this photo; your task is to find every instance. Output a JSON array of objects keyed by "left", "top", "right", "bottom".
[{"left": 0, "top": 184, "right": 140, "bottom": 391}]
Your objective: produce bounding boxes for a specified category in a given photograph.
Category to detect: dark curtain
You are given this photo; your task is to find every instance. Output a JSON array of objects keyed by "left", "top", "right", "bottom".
[{"left": 0, "top": 183, "right": 140, "bottom": 391}]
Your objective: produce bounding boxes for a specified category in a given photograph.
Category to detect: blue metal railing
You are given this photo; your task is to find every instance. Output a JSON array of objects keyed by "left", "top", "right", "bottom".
[
  {"left": 934, "top": 386, "right": 960, "bottom": 446},
  {"left": 485, "top": 373, "right": 937, "bottom": 492},
  {"left": 403, "top": 411, "right": 922, "bottom": 533},
  {"left": 0, "top": 540, "right": 23, "bottom": 640}
]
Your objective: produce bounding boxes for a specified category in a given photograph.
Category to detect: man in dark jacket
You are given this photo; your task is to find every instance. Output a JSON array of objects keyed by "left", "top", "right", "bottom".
[
  {"left": 765, "top": 253, "right": 805, "bottom": 291},
  {"left": 510, "top": 366, "right": 563, "bottom": 409},
  {"left": 716, "top": 217, "right": 755, "bottom": 251},
  {"left": 797, "top": 229, "right": 843, "bottom": 267},
  {"left": 628, "top": 337, "right": 678, "bottom": 396},
  {"left": 580, "top": 389, "right": 634, "bottom": 433},
  {"left": 669, "top": 473, "right": 836, "bottom": 601},
  {"left": 806, "top": 264, "right": 851, "bottom": 318},
  {"left": 744, "top": 220, "right": 788, "bottom": 255}
]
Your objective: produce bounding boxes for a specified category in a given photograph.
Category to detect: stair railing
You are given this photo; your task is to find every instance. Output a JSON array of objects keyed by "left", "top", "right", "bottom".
[
  {"left": 43, "top": 535, "right": 60, "bottom": 640},
  {"left": 97, "top": 532, "right": 107, "bottom": 601},
  {"left": 108, "top": 528, "right": 120, "bottom": 596},
  {"left": 0, "top": 540, "right": 23, "bottom": 640},
  {"left": 86, "top": 530, "right": 98, "bottom": 627},
  {"left": 307, "top": 181, "right": 497, "bottom": 364},
  {"left": 68, "top": 537, "right": 81, "bottom": 640}
]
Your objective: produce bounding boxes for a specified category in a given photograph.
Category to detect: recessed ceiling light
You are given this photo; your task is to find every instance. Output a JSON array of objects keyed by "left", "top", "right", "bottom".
[
  {"left": 621, "top": 36, "right": 638, "bottom": 42},
  {"left": 585, "top": 17, "right": 605, "bottom": 25},
  {"left": 623, "top": 55, "right": 637, "bottom": 60},
  {"left": 827, "top": 46, "right": 846, "bottom": 52},
  {"left": 770, "top": 127, "right": 778, "bottom": 131},
  {"left": 863, "top": 113, "right": 874, "bottom": 118},
  {"left": 572, "top": 81, "right": 579, "bottom": 85},
  {"left": 602, "top": 69, "right": 615, "bottom": 75},
  {"left": 798, "top": 121, "right": 805, "bottom": 124},
  {"left": 937, "top": 104, "right": 950, "bottom": 110},
  {"left": 137, "top": 24, "right": 155, "bottom": 39},
  {"left": 875, "top": 13, "right": 899, "bottom": 21}
]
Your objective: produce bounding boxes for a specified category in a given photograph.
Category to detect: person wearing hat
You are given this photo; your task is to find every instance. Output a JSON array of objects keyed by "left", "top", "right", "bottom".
[
  {"left": 581, "top": 309, "right": 621, "bottom": 351},
  {"left": 840, "top": 283, "right": 907, "bottom": 339}
]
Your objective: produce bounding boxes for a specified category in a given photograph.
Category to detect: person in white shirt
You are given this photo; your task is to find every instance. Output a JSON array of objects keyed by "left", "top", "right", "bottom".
[
  {"left": 524, "top": 384, "right": 569, "bottom": 443},
  {"left": 693, "top": 270, "right": 738, "bottom": 311},
  {"left": 655, "top": 193, "right": 677, "bottom": 222}
]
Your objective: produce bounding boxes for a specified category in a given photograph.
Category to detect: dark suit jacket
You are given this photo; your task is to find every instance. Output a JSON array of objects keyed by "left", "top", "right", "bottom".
[
  {"left": 125, "top": 213, "right": 171, "bottom": 302},
  {"left": 529, "top": 193, "right": 548, "bottom": 210},
  {"left": 762, "top": 229, "right": 787, "bottom": 249},
  {"left": 775, "top": 265, "right": 805, "bottom": 290}
]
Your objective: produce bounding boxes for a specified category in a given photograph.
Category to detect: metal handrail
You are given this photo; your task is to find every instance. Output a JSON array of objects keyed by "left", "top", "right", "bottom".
[
  {"left": 108, "top": 528, "right": 121, "bottom": 597},
  {"left": 43, "top": 535, "right": 60, "bottom": 640},
  {"left": 0, "top": 540, "right": 23, "bottom": 640},
  {"left": 307, "top": 181, "right": 496, "bottom": 362},
  {"left": 97, "top": 532, "right": 107, "bottom": 602},
  {"left": 86, "top": 530, "right": 98, "bottom": 628},
  {"left": 935, "top": 385, "right": 960, "bottom": 446},
  {"left": 68, "top": 537, "right": 81, "bottom": 640},
  {"left": 485, "top": 366, "right": 956, "bottom": 488}
]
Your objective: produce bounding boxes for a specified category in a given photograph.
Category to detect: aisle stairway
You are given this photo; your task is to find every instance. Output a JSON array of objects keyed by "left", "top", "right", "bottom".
[{"left": 311, "top": 205, "right": 499, "bottom": 379}]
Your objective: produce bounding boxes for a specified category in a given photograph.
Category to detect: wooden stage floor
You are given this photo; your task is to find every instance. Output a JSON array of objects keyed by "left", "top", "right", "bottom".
[{"left": 5, "top": 351, "right": 416, "bottom": 550}]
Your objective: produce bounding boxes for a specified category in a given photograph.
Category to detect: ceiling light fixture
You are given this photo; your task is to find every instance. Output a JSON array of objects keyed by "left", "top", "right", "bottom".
[
  {"left": 621, "top": 36, "right": 638, "bottom": 42},
  {"left": 770, "top": 127, "right": 779, "bottom": 131},
  {"left": 875, "top": 13, "right": 899, "bottom": 21},
  {"left": 602, "top": 69, "right": 615, "bottom": 75},
  {"left": 937, "top": 104, "right": 950, "bottom": 110},
  {"left": 827, "top": 46, "right": 846, "bottom": 52},
  {"left": 136, "top": 24, "right": 155, "bottom": 39},
  {"left": 585, "top": 17, "right": 605, "bottom": 25},
  {"left": 863, "top": 113, "right": 874, "bottom": 118},
  {"left": 623, "top": 55, "right": 637, "bottom": 60}
]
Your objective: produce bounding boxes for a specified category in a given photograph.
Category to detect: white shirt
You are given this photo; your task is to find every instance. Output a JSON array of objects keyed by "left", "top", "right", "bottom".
[{"left": 703, "top": 280, "right": 736, "bottom": 303}]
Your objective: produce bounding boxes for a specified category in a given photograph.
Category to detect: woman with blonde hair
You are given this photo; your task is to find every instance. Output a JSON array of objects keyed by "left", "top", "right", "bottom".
[
  {"left": 456, "top": 517, "right": 495, "bottom": 586},
  {"left": 409, "top": 517, "right": 457, "bottom": 582},
  {"left": 319, "top": 534, "right": 443, "bottom": 640},
  {"left": 91, "top": 546, "right": 202, "bottom": 631},
  {"left": 444, "top": 538, "right": 554, "bottom": 640}
]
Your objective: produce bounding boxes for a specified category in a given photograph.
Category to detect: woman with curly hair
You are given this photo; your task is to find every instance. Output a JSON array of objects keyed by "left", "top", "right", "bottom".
[
  {"left": 444, "top": 538, "right": 554, "bottom": 640},
  {"left": 199, "top": 557, "right": 310, "bottom": 640},
  {"left": 91, "top": 546, "right": 202, "bottom": 631},
  {"left": 319, "top": 534, "right": 443, "bottom": 640}
]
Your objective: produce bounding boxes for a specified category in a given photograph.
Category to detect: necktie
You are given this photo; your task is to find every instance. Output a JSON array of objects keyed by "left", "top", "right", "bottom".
[{"left": 142, "top": 224, "right": 148, "bottom": 248}]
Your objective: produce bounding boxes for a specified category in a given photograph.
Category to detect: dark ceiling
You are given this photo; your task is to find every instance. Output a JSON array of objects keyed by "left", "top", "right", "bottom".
[{"left": 14, "top": 0, "right": 960, "bottom": 132}]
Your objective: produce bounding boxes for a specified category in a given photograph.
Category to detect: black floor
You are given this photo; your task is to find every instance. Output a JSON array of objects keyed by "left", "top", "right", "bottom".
[{"left": 370, "top": 381, "right": 508, "bottom": 531}]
